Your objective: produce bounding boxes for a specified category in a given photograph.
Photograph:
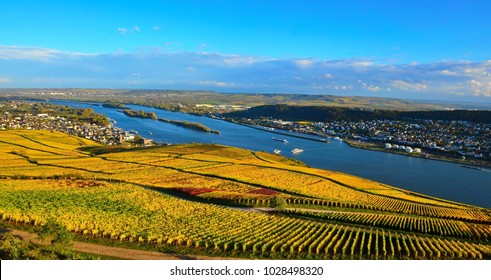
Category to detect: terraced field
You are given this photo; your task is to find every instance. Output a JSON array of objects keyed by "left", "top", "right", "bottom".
[{"left": 0, "top": 130, "right": 490, "bottom": 259}]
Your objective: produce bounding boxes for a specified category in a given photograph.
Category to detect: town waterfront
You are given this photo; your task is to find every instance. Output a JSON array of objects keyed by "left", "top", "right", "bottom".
[{"left": 53, "top": 101, "right": 491, "bottom": 208}]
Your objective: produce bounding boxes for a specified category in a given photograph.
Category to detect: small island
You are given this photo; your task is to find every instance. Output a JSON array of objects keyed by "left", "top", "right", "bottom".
[
  {"left": 122, "top": 109, "right": 219, "bottom": 134},
  {"left": 101, "top": 102, "right": 129, "bottom": 109},
  {"left": 122, "top": 109, "right": 158, "bottom": 120},
  {"left": 158, "top": 118, "right": 220, "bottom": 134}
]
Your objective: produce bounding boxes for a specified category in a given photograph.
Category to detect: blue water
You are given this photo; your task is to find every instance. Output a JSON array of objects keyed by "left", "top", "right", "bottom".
[{"left": 53, "top": 100, "right": 491, "bottom": 208}]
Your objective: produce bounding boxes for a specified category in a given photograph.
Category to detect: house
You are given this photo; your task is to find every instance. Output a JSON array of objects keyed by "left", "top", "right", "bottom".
[{"left": 138, "top": 138, "right": 153, "bottom": 146}]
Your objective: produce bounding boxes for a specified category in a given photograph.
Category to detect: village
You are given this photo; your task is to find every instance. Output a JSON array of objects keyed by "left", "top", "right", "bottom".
[
  {"left": 238, "top": 117, "right": 491, "bottom": 162},
  {"left": 0, "top": 101, "right": 139, "bottom": 146}
]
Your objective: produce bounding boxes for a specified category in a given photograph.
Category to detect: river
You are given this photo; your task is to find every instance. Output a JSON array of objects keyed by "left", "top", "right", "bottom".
[{"left": 53, "top": 100, "right": 491, "bottom": 208}]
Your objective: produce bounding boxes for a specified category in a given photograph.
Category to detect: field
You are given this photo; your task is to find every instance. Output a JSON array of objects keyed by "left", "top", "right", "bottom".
[{"left": 0, "top": 130, "right": 490, "bottom": 259}]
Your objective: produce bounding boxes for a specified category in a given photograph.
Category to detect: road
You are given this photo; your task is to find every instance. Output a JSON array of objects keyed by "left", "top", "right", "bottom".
[{"left": 0, "top": 226, "right": 238, "bottom": 260}]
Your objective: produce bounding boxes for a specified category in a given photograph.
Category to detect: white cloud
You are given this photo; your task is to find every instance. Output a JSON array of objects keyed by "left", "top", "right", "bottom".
[
  {"left": 367, "top": 85, "right": 382, "bottom": 92},
  {"left": 333, "top": 84, "right": 351, "bottom": 91},
  {"left": 295, "top": 59, "right": 315, "bottom": 68},
  {"left": 441, "top": 69, "right": 457, "bottom": 75},
  {"left": 352, "top": 61, "right": 372, "bottom": 67},
  {"left": 215, "top": 81, "right": 231, "bottom": 87},
  {"left": 134, "top": 26, "right": 141, "bottom": 32},
  {"left": 2, "top": 44, "right": 491, "bottom": 100},
  {"left": 117, "top": 27, "right": 127, "bottom": 34},
  {"left": 360, "top": 82, "right": 383, "bottom": 92},
  {"left": 222, "top": 54, "right": 263, "bottom": 65},
  {"left": 198, "top": 80, "right": 234, "bottom": 87},
  {"left": 468, "top": 79, "right": 491, "bottom": 97},
  {"left": 0, "top": 46, "right": 60, "bottom": 60},
  {"left": 470, "top": 80, "right": 482, "bottom": 87},
  {"left": 392, "top": 80, "right": 428, "bottom": 91}
]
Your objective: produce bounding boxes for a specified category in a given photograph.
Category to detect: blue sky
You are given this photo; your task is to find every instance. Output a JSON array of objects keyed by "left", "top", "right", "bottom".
[{"left": 1, "top": 0, "right": 491, "bottom": 102}]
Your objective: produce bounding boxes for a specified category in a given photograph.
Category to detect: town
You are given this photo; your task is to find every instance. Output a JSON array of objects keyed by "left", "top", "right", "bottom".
[
  {"left": 232, "top": 117, "right": 491, "bottom": 166},
  {"left": 0, "top": 101, "right": 138, "bottom": 146}
]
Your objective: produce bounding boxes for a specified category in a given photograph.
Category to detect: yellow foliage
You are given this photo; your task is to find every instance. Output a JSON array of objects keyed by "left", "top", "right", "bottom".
[{"left": 0, "top": 130, "right": 490, "bottom": 260}]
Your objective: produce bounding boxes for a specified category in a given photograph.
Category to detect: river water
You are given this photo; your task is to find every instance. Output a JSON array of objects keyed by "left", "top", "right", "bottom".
[{"left": 53, "top": 101, "right": 491, "bottom": 208}]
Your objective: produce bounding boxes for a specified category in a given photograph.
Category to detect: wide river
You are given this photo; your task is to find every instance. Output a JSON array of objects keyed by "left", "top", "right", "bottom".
[{"left": 54, "top": 101, "right": 491, "bottom": 208}]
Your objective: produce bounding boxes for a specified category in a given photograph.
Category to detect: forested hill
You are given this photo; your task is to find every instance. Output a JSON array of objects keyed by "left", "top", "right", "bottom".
[{"left": 225, "top": 105, "right": 491, "bottom": 123}]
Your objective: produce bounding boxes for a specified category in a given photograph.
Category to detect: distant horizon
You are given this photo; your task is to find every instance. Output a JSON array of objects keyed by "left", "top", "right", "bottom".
[
  {"left": 1, "top": 1, "right": 491, "bottom": 102},
  {"left": 2, "top": 87, "right": 491, "bottom": 110}
]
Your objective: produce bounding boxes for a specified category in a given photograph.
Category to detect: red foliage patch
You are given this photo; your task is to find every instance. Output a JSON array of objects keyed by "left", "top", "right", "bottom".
[
  {"left": 248, "top": 188, "right": 279, "bottom": 196},
  {"left": 174, "top": 187, "right": 216, "bottom": 196},
  {"left": 62, "top": 179, "right": 106, "bottom": 188}
]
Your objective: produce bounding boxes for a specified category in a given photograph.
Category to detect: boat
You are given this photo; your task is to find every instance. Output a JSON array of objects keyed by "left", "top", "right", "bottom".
[
  {"left": 272, "top": 137, "right": 288, "bottom": 143},
  {"left": 291, "top": 148, "right": 304, "bottom": 154},
  {"left": 273, "top": 149, "right": 281, "bottom": 154},
  {"left": 459, "top": 165, "right": 483, "bottom": 171}
]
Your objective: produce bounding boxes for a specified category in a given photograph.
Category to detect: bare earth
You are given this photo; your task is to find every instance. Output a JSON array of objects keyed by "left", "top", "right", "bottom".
[{"left": 0, "top": 227, "right": 238, "bottom": 260}]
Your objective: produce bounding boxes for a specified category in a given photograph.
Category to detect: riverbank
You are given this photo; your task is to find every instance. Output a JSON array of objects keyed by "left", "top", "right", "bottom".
[
  {"left": 345, "top": 139, "right": 491, "bottom": 169},
  {"left": 223, "top": 119, "right": 491, "bottom": 170},
  {"left": 227, "top": 120, "right": 329, "bottom": 143}
]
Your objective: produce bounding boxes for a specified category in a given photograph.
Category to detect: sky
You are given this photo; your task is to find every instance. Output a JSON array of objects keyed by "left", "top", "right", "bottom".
[{"left": 1, "top": 0, "right": 491, "bottom": 102}]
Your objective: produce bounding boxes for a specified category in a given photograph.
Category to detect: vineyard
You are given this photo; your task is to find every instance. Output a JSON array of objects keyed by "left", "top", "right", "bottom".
[{"left": 0, "top": 130, "right": 490, "bottom": 259}]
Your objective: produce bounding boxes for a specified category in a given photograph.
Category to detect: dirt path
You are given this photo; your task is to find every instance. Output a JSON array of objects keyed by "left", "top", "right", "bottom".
[{"left": 0, "top": 227, "right": 238, "bottom": 260}]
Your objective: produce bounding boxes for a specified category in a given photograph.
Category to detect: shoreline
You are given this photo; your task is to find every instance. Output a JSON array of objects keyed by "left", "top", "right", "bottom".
[
  {"left": 231, "top": 121, "right": 329, "bottom": 143},
  {"left": 345, "top": 139, "right": 491, "bottom": 170},
  {"left": 49, "top": 99, "right": 491, "bottom": 170},
  {"left": 224, "top": 119, "right": 491, "bottom": 170}
]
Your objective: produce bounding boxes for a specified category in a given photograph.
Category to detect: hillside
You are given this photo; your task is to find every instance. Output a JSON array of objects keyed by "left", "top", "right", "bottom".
[
  {"left": 0, "top": 130, "right": 490, "bottom": 259},
  {"left": 0, "top": 89, "right": 463, "bottom": 111},
  {"left": 225, "top": 105, "right": 491, "bottom": 123}
]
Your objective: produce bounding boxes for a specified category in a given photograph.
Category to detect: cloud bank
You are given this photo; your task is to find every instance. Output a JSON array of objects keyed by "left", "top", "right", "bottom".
[{"left": 1, "top": 45, "right": 490, "bottom": 101}]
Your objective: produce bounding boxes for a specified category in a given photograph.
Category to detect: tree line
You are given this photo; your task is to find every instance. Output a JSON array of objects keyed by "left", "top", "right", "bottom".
[{"left": 225, "top": 105, "right": 491, "bottom": 123}]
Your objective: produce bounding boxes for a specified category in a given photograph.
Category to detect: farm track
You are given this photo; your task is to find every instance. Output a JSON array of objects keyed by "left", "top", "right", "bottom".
[{"left": 0, "top": 226, "right": 239, "bottom": 260}]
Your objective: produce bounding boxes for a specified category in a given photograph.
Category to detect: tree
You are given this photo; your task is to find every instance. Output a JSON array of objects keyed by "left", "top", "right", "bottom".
[
  {"left": 270, "top": 196, "right": 287, "bottom": 210},
  {"left": 0, "top": 233, "right": 29, "bottom": 259},
  {"left": 36, "top": 219, "right": 74, "bottom": 247}
]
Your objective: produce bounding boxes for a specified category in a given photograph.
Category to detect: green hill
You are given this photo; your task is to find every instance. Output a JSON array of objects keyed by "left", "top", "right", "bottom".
[{"left": 225, "top": 105, "right": 491, "bottom": 123}]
